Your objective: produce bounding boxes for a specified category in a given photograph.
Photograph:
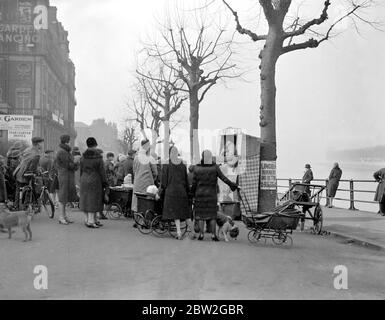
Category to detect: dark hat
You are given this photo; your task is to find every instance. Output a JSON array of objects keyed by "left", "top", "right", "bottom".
[
  {"left": 86, "top": 137, "right": 98, "bottom": 148},
  {"left": 305, "top": 164, "right": 311, "bottom": 169},
  {"left": 32, "top": 137, "right": 44, "bottom": 144},
  {"left": 60, "top": 135, "right": 71, "bottom": 144},
  {"left": 127, "top": 149, "right": 136, "bottom": 156},
  {"left": 141, "top": 139, "right": 150, "bottom": 147}
]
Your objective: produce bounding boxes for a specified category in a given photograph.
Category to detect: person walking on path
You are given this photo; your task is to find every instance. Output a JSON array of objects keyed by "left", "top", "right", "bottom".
[
  {"left": 374, "top": 168, "right": 385, "bottom": 216},
  {"left": 191, "top": 150, "right": 239, "bottom": 241},
  {"left": 131, "top": 139, "right": 158, "bottom": 213},
  {"left": 55, "top": 135, "right": 78, "bottom": 225},
  {"left": 327, "top": 163, "right": 342, "bottom": 208},
  {"left": 79, "top": 138, "right": 107, "bottom": 228},
  {"left": 160, "top": 146, "right": 195, "bottom": 240}
]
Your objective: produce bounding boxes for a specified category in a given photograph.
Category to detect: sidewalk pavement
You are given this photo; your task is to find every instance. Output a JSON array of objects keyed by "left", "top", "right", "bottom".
[{"left": 323, "top": 206, "right": 385, "bottom": 251}]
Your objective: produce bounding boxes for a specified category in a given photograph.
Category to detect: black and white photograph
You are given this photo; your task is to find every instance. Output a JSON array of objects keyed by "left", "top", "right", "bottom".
[{"left": 0, "top": 0, "right": 385, "bottom": 304}]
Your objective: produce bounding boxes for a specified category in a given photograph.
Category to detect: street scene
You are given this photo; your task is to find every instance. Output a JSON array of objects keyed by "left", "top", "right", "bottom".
[{"left": 1, "top": 0, "right": 385, "bottom": 301}]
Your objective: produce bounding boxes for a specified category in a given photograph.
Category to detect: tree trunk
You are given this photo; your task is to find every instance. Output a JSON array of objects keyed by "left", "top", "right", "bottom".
[
  {"left": 189, "top": 89, "right": 200, "bottom": 164},
  {"left": 163, "top": 101, "right": 171, "bottom": 162},
  {"left": 258, "top": 26, "right": 283, "bottom": 213}
]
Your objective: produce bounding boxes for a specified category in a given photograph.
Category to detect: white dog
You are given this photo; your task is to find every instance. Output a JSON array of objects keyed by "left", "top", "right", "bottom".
[{"left": 216, "top": 212, "right": 239, "bottom": 242}]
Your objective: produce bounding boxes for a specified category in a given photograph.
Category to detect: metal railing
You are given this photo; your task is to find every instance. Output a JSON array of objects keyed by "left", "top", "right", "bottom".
[{"left": 277, "top": 178, "right": 378, "bottom": 211}]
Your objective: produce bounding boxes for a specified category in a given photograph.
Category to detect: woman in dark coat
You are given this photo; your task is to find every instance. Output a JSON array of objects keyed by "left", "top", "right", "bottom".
[
  {"left": 55, "top": 135, "right": 78, "bottom": 225},
  {"left": 191, "top": 150, "right": 239, "bottom": 241},
  {"left": 160, "top": 146, "right": 195, "bottom": 240},
  {"left": 374, "top": 168, "right": 385, "bottom": 216},
  {"left": 80, "top": 138, "right": 107, "bottom": 228},
  {"left": 327, "top": 163, "right": 342, "bottom": 208}
]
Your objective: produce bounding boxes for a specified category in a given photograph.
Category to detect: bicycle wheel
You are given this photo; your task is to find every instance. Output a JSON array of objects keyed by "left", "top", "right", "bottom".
[
  {"left": 21, "top": 187, "right": 38, "bottom": 212},
  {"left": 151, "top": 215, "right": 168, "bottom": 236},
  {"left": 105, "top": 203, "right": 122, "bottom": 220},
  {"left": 40, "top": 189, "right": 55, "bottom": 219},
  {"left": 168, "top": 220, "right": 188, "bottom": 239}
]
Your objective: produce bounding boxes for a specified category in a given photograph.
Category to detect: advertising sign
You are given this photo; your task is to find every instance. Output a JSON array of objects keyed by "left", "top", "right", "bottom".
[
  {"left": 0, "top": 114, "right": 34, "bottom": 131},
  {"left": 260, "top": 161, "right": 277, "bottom": 190}
]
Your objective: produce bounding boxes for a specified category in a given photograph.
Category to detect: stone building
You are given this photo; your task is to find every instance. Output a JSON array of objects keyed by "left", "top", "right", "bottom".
[{"left": 0, "top": 0, "right": 76, "bottom": 155}]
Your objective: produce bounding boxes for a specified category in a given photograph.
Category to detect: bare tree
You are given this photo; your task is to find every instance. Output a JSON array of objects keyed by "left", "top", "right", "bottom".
[
  {"left": 120, "top": 120, "right": 138, "bottom": 154},
  {"left": 146, "top": 17, "right": 239, "bottom": 163},
  {"left": 223, "top": 0, "right": 381, "bottom": 212}
]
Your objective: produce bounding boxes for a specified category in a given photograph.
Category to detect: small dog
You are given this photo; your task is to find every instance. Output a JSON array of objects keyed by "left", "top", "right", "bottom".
[
  {"left": 216, "top": 212, "right": 239, "bottom": 242},
  {"left": 0, "top": 205, "right": 33, "bottom": 242}
]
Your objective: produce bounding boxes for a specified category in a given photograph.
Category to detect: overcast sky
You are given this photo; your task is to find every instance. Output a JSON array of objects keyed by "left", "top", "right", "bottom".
[{"left": 51, "top": 0, "right": 385, "bottom": 168}]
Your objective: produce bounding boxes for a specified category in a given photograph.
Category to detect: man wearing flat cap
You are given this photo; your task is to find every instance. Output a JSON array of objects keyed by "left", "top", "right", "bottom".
[
  {"left": 13, "top": 137, "right": 44, "bottom": 208},
  {"left": 54, "top": 134, "right": 78, "bottom": 225}
]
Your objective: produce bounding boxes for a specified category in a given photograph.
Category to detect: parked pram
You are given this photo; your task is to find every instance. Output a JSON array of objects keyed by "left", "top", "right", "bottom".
[
  {"left": 240, "top": 191, "right": 304, "bottom": 247},
  {"left": 133, "top": 193, "right": 188, "bottom": 238}
]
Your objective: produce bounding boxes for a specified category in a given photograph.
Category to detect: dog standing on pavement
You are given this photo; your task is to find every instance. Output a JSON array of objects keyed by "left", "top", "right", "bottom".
[
  {"left": 216, "top": 212, "right": 239, "bottom": 242},
  {"left": 0, "top": 204, "right": 33, "bottom": 242}
]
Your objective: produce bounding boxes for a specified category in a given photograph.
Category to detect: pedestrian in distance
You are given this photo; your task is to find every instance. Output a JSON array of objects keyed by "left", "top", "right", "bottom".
[
  {"left": 54, "top": 135, "right": 78, "bottom": 225},
  {"left": 105, "top": 152, "right": 117, "bottom": 187},
  {"left": 302, "top": 164, "right": 314, "bottom": 197},
  {"left": 374, "top": 167, "right": 385, "bottom": 216},
  {"left": 79, "top": 137, "right": 108, "bottom": 228},
  {"left": 190, "top": 150, "right": 239, "bottom": 241},
  {"left": 327, "top": 163, "right": 342, "bottom": 208},
  {"left": 159, "top": 146, "right": 195, "bottom": 240}
]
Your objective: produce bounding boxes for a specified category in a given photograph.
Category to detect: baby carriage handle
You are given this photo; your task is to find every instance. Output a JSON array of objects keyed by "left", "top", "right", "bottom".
[{"left": 238, "top": 189, "right": 253, "bottom": 214}]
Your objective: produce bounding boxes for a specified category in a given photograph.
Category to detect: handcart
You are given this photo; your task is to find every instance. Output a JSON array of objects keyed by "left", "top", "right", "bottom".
[
  {"left": 240, "top": 191, "right": 305, "bottom": 247},
  {"left": 278, "top": 183, "right": 325, "bottom": 235},
  {"left": 133, "top": 193, "right": 188, "bottom": 238},
  {"left": 105, "top": 186, "right": 133, "bottom": 219}
]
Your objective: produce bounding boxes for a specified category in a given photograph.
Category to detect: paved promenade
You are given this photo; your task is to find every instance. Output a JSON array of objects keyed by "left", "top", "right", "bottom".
[
  {"left": 323, "top": 207, "right": 385, "bottom": 251},
  {"left": 0, "top": 207, "right": 384, "bottom": 300}
]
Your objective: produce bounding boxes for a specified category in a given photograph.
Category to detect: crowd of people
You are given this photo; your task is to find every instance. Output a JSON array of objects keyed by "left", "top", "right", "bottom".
[
  {"left": 0, "top": 135, "right": 240, "bottom": 241},
  {"left": 1, "top": 135, "right": 385, "bottom": 240}
]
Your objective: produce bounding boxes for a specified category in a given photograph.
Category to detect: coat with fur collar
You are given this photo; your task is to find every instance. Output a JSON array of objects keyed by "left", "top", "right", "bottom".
[{"left": 79, "top": 148, "right": 107, "bottom": 213}]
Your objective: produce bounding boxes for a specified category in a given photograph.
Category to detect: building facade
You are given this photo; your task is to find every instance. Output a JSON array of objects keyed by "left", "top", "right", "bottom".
[{"left": 0, "top": 0, "right": 76, "bottom": 155}]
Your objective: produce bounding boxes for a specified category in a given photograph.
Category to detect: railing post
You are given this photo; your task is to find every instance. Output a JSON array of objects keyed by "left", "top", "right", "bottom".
[
  {"left": 288, "top": 179, "right": 292, "bottom": 200},
  {"left": 325, "top": 179, "right": 329, "bottom": 207},
  {"left": 349, "top": 179, "right": 357, "bottom": 211}
]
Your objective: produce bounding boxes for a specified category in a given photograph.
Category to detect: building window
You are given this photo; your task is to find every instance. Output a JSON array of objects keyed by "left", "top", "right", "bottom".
[
  {"left": 15, "top": 88, "right": 32, "bottom": 109},
  {"left": 19, "top": 1, "right": 32, "bottom": 23}
]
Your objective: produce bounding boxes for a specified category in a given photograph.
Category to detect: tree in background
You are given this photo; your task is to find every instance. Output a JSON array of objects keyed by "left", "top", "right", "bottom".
[
  {"left": 223, "top": 0, "right": 381, "bottom": 212},
  {"left": 146, "top": 8, "right": 239, "bottom": 163}
]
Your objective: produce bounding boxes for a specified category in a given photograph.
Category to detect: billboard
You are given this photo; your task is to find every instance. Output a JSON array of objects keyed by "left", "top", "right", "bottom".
[{"left": 0, "top": 114, "right": 33, "bottom": 143}]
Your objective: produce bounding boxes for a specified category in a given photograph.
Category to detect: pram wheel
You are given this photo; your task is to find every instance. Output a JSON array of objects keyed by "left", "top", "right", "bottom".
[
  {"left": 134, "top": 212, "right": 152, "bottom": 235},
  {"left": 272, "top": 232, "right": 293, "bottom": 247},
  {"left": 248, "top": 230, "right": 261, "bottom": 243},
  {"left": 312, "top": 206, "right": 323, "bottom": 235},
  {"left": 151, "top": 215, "right": 168, "bottom": 236},
  {"left": 105, "top": 203, "right": 122, "bottom": 220}
]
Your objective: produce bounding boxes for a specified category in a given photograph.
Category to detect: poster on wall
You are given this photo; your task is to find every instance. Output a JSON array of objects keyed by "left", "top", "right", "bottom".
[
  {"left": 0, "top": 114, "right": 34, "bottom": 146},
  {"left": 260, "top": 160, "right": 277, "bottom": 191}
]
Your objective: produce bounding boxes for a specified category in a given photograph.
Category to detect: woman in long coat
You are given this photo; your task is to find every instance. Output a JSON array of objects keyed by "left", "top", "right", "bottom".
[
  {"left": 80, "top": 137, "right": 107, "bottom": 228},
  {"left": 131, "top": 139, "right": 158, "bottom": 213},
  {"left": 191, "top": 150, "right": 239, "bottom": 241},
  {"left": 374, "top": 168, "right": 385, "bottom": 216},
  {"left": 160, "top": 146, "right": 194, "bottom": 240},
  {"left": 327, "top": 163, "right": 342, "bottom": 208},
  {"left": 55, "top": 135, "right": 78, "bottom": 225}
]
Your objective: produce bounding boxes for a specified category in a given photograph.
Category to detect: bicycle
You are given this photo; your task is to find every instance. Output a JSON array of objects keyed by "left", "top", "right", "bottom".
[{"left": 19, "top": 171, "right": 55, "bottom": 219}]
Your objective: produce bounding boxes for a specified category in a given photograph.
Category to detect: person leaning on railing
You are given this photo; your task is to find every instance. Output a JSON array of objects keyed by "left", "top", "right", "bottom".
[{"left": 374, "top": 167, "right": 385, "bottom": 216}]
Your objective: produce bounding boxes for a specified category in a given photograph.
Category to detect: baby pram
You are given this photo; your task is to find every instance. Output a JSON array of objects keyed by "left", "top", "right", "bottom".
[{"left": 239, "top": 191, "right": 304, "bottom": 247}]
